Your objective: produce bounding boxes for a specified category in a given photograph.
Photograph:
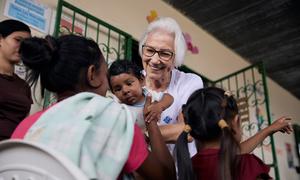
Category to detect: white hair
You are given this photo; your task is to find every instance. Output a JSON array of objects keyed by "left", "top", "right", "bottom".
[{"left": 139, "top": 17, "right": 187, "bottom": 67}]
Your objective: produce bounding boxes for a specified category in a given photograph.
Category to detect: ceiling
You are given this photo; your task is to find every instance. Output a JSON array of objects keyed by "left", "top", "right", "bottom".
[{"left": 164, "top": 0, "right": 300, "bottom": 100}]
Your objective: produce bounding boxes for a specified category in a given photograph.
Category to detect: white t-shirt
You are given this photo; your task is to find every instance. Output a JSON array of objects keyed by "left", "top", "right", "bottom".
[{"left": 153, "top": 69, "right": 203, "bottom": 156}]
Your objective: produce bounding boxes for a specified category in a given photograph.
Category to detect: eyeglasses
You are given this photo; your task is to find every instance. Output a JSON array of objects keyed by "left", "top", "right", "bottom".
[{"left": 142, "top": 45, "right": 174, "bottom": 61}]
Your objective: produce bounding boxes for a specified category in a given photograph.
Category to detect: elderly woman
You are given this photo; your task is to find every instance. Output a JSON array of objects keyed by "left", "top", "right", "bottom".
[
  {"left": 139, "top": 17, "right": 293, "bottom": 159},
  {"left": 139, "top": 17, "right": 203, "bottom": 156}
]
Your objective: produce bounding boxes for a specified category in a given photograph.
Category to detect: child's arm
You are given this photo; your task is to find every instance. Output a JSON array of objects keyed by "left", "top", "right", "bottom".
[
  {"left": 137, "top": 120, "right": 176, "bottom": 179},
  {"left": 240, "top": 117, "right": 292, "bottom": 154},
  {"left": 158, "top": 93, "right": 174, "bottom": 110},
  {"left": 136, "top": 96, "right": 176, "bottom": 179},
  {"left": 144, "top": 93, "right": 173, "bottom": 123}
]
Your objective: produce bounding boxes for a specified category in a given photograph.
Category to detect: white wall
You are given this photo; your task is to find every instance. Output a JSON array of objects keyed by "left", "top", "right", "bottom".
[{"left": 1, "top": 0, "right": 299, "bottom": 179}]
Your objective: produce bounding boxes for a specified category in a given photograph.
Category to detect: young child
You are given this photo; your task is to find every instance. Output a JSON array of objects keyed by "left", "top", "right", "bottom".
[
  {"left": 108, "top": 60, "right": 173, "bottom": 130},
  {"left": 176, "top": 87, "right": 292, "bottom": 180}
]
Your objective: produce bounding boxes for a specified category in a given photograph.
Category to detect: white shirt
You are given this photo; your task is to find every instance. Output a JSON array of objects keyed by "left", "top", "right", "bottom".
[{"left": 155, "top": 69, "right": 203, "bottom": 156}]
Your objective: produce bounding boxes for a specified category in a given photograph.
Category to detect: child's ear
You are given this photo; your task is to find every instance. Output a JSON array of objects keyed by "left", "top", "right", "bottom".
[
  {"left": 87, "top": 65, "right": 101, "bottom": 88},
  {"left": 232, "top": 115, "right": 240, "bottom": 127}
]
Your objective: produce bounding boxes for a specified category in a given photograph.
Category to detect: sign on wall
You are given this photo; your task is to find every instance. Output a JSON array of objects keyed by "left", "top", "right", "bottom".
[{"left": 4, "top": 0, "right": 52, "bottom": 33}]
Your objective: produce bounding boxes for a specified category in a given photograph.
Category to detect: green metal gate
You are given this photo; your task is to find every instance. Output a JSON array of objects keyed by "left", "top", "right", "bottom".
[
  {"left": 43, "top": 0, "right": 133, "bottom": 107},
  {"left": 54, "top": 0, "right": 132, "bottom": 61},
  {"left": 211, "top": 62, "right": 280, "bottom": 179}
]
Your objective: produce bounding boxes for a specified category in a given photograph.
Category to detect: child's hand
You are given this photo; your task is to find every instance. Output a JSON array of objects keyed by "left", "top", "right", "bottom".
[
  {"left": 144, "top": 95, "right": 160, "bottom": 124},
  {"left": 268, "top": 117, "right": 293, "bottom": 134},
  {"left": 144, "top": 102, "right": 163, "bottom": 124}
]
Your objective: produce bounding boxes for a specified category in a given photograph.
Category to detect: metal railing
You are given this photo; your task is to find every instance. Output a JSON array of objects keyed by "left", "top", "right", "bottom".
[{"left": 54, "top": 0, "right": 132, "bottom": 62}]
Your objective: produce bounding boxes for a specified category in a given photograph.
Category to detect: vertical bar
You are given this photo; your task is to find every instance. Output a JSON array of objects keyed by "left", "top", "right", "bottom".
[
  {"left": 53, "top": 0, "right": 63, "bottom": 37},
  {"left": 126, "top": 36, "right": 132, "bottom": 59},
  {"left": 261, "top": 62, "right": 280, "bottom": 179},
  {"left": 71, "top": 11, "right": 76, "bottom": 33},
  {"left": 96, "top": 23, "right": 100, "bottom": 43},
  {"left": 227, "top": 78, "right": 231, "bottom": 91},
  {"left": 252, "top": 66, "right": 265, "bottom": 161},
  {"left": 251, "top": 67, "right": 258, "bottom": 108},
  {"left": 117, "top": 34, "right": 121, "bottom": 60},
  {"left": 106, "top": 29, "right": 111, "bottom": 62},
  {"left": 125, "top": 36, "right": 132, "bottom": 60},
  {"left": 243, "top": 71, "right": 248, "bottom": 98},
  {"left": 235, "top": 75, "right": 239, "bottom": 97},
  {"left": 84, "top": 17, "right": 88, "bottom": 37}
]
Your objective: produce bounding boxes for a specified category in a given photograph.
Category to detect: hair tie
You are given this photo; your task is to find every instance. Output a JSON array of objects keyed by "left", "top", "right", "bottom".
[
  {"left": 224, "top": 90, "right": 232, "bottom": 97},
  {"left": 184, "top": 124, "right": 192, "bottom": 133},
  {"left": 218, "top": 119, "right": 229, "bottom": 129}
]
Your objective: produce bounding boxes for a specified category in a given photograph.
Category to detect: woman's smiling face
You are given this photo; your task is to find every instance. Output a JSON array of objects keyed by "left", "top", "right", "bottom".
[{"left": 142, "top": 30, "right": 175, "bottom": 81}]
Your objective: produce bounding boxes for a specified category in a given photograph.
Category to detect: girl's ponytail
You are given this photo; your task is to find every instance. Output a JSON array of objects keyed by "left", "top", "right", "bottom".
[
  {"left": 218, "top": 92, "right": 241, "bottom": 180},
  {"left": 219, "top": 125, "right": 240, "bottom": 180},
  {"left": 176, "top": 124, "right": 195, "bottom": 180},
  {"left": 20, "top": 36, "right": 59, "bottom": 88}
]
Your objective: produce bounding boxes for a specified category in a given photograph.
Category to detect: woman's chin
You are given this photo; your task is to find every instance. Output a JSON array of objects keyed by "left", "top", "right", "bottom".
[{"left": 147, "top": 73, "right": 163, "bottom": 80}]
